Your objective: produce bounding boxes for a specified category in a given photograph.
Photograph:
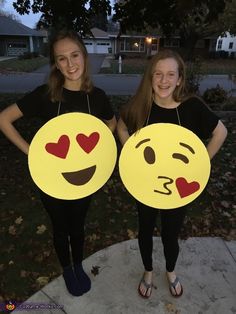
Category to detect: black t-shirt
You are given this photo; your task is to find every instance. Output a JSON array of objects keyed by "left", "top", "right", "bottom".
[
  {"left": 148, "top": 97, "right": 219, "bottom": 140},
  {"left": 17, "top": 84, "right": 114, "bottom": 125}
]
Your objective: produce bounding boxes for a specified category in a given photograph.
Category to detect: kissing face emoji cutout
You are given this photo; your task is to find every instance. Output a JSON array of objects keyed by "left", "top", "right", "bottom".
[
  {"left": 28, "top": 113, "right": 117, "bottom": 199},
  {"left": 119, "top": 123, "right": 211, "bottom": 209}
]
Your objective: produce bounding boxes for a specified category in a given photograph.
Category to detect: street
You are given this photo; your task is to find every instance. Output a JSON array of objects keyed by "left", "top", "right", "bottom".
[{"left": 0, "top": 54, "right": 235, "bottom": 95}]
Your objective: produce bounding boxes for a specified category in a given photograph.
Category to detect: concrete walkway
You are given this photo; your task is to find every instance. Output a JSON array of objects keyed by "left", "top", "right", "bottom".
[{"left": 12, "top": 237, "right": 236, "bottom": 314}]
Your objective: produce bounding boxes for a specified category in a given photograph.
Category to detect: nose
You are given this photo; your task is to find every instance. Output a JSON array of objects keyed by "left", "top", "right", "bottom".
[
  {"left": 67, "top": 57, "right": 74, "bottom": 67},
  {"left": 160, "top": 74, "right": 167, "bottom": 83}
]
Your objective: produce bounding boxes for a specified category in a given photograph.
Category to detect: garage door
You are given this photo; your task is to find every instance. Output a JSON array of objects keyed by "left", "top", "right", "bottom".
[
  {"left": 96, "top": 42, "right": 111, "bottom": 54},
  {"left": 84, "top": 42, "right": 95, "bottom": 53}
]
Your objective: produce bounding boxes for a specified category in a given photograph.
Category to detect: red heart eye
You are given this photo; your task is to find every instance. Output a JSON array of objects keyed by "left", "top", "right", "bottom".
[
  {"left": 45, "top": 135, "right": 70, "bottom": 159},
  {"left": 76, "top": 132, "right": 100, "bottom": 153}
]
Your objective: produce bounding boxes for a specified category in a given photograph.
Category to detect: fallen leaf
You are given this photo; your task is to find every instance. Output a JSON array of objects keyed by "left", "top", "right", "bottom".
[
  {"left": 36, "top": 225, "right": 47, "bottom": 234},
  {"left": 91, "top": 265, "right": 100, "bottom": 276},
  {"left": 15, "top": 216, "right": 23, "bottom": 224},
  {"left": 8, "top": 225, "right": 16, "bottom": 235},
  {"left": 36, "top": 276, "right": 49, "bottom": 286}
]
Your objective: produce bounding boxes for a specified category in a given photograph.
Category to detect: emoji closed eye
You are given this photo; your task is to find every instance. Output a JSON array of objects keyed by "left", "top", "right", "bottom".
[
  {"left": 172, "top": 153, "right": 189, "bottom": 164},
  {"left": 144, "top": 146, "right": 156, "bottom": 164}
]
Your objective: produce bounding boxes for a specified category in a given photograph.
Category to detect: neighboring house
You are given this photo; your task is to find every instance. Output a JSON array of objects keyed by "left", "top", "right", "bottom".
[
  {"left": 216, "top": 31, "right": 236, "bottom": 57},
  {"left": 84, "top": 27, "right": 159, "bottom": 56},
  {"left": 0, "top": 16, "right": 46, "bottom": 57},
  {"left": 84, "top": 28, "right": 112, "bottom": 54}
]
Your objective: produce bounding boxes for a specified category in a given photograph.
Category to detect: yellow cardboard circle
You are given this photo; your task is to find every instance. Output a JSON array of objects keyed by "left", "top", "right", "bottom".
[
  {"left": 119, "top": 123, "right": 211, "bottom": 209},
  {"left": 28, "top": 112, "right": 117, "bottom": 199}
]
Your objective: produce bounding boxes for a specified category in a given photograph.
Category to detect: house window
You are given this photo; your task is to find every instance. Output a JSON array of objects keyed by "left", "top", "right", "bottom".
[
  {"left": 84, "top": 42, "right": 93, "bottom": 45},
  {"left": 120, "top": 38, "right": 145, "bottom": 52},
  {"left": 96, "top": 42, "right": 110, "bottom": 46},
  {"left": 229, "top": 42, "right": 233, "bottom": 49},
  {"left": 217, "top": 39, "right": 222, "bottom": 50},
  {"left": 164, "top": 38, "right": 179, "bottom": 47},
  {"left": 8, "top": 43, "right": 27, "bottom": 48}
]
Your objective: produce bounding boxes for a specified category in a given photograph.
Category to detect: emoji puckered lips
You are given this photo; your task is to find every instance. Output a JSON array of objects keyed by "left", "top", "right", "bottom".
[{"left": 62, "top": 165, "right": 96, "bottom": 185}]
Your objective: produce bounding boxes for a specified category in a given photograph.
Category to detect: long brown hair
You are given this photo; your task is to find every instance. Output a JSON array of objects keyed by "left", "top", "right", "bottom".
[
  {"left": 47, "top": 29, "right": 93, "bottom": 102},
  {"left": 122, "top": 49, "right": 187, "bottom": 133}
]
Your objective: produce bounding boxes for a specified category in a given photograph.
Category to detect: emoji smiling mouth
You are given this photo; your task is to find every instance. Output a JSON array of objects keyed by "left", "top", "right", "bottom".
[{"left": 62, "top": 165, "right": 96, "bottom": 186}]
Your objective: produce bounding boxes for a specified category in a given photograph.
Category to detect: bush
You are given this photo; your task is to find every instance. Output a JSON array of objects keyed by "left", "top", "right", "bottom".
[
  {"left": 186, "top": 57, "right": 203, "bottom": 94},
  {"left": 203, "top": 84, "right": 228, "bottom": 104},
  {"left": 18, "top": 52, "right": 39, "bottom": 60}
]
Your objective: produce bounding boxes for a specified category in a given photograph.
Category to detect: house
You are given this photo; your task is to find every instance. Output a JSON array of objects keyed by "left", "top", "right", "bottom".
[
  {"left": 216, "top": 31, "right": 236, "bottom": 57},
  {"left": 84, "top": 27, "right": 160, "bottom": 56},
  {"left": 84, "top": 28, "right": 112, "bottom": 54},
  {"left": 0, "top": 15, "right": 46, "bottom": 57}
]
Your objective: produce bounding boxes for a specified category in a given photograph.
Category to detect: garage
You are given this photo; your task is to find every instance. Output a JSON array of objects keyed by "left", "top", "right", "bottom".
[{"left": 84, "top": 28, "right": 112, "bottom": 54}]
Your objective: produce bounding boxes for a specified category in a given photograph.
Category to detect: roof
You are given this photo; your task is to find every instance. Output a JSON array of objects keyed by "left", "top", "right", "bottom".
[
  {"left": 0, "top": 15, "right": 45, "bottom": 37},
  {"left": 90, "top": 27, "right": 109, "bottom": 38}
]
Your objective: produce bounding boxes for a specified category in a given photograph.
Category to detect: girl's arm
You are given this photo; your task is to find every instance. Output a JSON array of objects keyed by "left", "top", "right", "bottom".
[
  {"left": 117, "top": 117, "right": 130, "bottom": 146},
  {"left": 104, "top": 115, "right": 117, "bottom": 133},
  {"left": 207, "top": 120, "right": 227, "bottom": 160},
  {"left": 0, "top": 104, "right": 29, "bottom": 155}
]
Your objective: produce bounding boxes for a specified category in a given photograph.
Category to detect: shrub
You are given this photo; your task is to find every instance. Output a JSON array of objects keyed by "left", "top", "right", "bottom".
[
  {"left": 203, "top": 84, "right": 228, "bottom": 104},
  {"left": 186, "top": 58, "right": 203, "bottom": 94},
  {"left": 18, "top": 52, "right": 39, "bottom": 60}
]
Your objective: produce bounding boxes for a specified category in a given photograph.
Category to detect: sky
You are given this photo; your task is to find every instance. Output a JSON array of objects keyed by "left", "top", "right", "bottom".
[{"left": 2, "top": 0, "right": 42, "bottom": 29}]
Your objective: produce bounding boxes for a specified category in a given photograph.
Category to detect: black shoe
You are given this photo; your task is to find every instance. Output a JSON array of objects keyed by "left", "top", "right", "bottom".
[
  {"left": 74, "top": 263, "right": 91, "bottom": 294},
  {"left": 63, "top": 265, "right": 84, "bottom": 296}
]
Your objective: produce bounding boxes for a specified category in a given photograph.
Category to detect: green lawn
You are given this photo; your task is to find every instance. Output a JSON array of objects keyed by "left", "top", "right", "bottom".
[
  {"left": 0, "top": 56, "right": 49, "bottom": 73},
  {"left": 0, "top": 94, "right": 235, "bottom": 303},
  {"left": 100, "top": 57, "right": 236, "bottom": 75}
]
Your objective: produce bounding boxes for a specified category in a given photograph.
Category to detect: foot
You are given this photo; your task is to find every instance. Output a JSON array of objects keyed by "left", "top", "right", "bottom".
[
  {"left": 63, "top": 265, "right": 84, "bottom": 296},
  {"left": 166, "top": 271, "right": 183, "bottom": 297},
  {"left": 138, "top": 271, "right": 153, "bottom": 298},
  {"left": 74, "top": 263, "right": 91, "bottom": 294}
]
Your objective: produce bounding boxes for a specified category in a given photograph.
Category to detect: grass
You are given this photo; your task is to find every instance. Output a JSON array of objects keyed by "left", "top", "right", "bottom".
[
  {"left": 100, "top": 57, "right": 236, "bottom": 75},
  {"left": 0, "top": 93, "right": 235, "bottom": 304},
  {"left": 0, "top": 56, "right": 49, "bottom": 73}
]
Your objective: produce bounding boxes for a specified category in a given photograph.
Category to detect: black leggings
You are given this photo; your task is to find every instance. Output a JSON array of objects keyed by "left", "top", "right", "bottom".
[
  {"left": 40, "top": 190, "right": 92, "bottom": 268},
  {"left": 137, "top": 201, "right": 186, "bottom": 272}
]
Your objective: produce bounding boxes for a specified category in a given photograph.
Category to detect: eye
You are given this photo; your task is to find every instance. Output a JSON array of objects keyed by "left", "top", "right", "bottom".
[
  {"left": 172, "top": 153, "right": 189, "bottom": 164},
  {"left": 143, "top": 146, "right": 155, "bottom": 164}
]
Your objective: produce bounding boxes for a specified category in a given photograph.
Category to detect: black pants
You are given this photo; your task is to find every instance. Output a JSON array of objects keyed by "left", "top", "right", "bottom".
[
  {"left": 137, "top": 201, "right": 187, "bottom": 272},
  {"left": 40, "top": 190, "right": 92, "bottom": 268}
]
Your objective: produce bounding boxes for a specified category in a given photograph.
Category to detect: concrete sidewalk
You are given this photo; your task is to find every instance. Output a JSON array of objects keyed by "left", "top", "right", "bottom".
[{"left": 11, "top": 237, "right": 236, "bottom": 314}]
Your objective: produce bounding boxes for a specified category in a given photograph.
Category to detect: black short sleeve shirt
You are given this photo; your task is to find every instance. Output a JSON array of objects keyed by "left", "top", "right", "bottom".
[
  {"left": 148, "top": 97, "right": 219, "bottom": 140},
  {"left": 17, "top": 85, "right": 114, "bottom": 124}
]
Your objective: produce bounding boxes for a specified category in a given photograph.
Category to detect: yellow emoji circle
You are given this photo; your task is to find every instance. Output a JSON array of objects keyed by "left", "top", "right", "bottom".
[
  {"left": 119, "top": 123, "right": 211, "bottom": 209},
  {"left": 28, "top": 113, "right": 117, "bottom": 199}
]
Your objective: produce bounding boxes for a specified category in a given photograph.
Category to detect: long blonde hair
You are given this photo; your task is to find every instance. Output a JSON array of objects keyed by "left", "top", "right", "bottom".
[
  {"left": 47, "top": 29, "right": 93, "bottom": 102},
  {"left": 122, "top": 49, "right": 187, "bottom": 133}
]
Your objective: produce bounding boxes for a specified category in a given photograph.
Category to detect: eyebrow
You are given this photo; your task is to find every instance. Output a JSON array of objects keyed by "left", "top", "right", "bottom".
[
  {"left": 135, "top": 138, "right": 151, "bottom": 148},
  {"left": 55, "top": 50, "right": 81, "bottom": 58},
  {"left": 179, "top": 142, "right": 195, "bottom": 154}
]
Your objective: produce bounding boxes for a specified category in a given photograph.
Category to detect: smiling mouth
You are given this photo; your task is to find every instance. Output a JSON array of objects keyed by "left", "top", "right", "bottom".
[{"left": 62, "top": 165, "right": 96, "bottom": 185}]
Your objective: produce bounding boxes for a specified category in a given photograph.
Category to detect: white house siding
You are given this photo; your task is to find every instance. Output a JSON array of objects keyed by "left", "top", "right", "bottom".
[{"left": 216, "top": 32, "right": 236, "bottom": 53}]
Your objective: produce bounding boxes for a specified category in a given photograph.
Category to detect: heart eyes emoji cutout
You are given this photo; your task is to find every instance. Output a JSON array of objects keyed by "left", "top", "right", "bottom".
[
  {"left": 76, "top": 132, "right": 100, "bottom": 153},
  {"left": 45, "top": 132, "right": 100, "bottom": 158},
  {"left": 45, "top": 135, "right": 70, "bottom": 159}
]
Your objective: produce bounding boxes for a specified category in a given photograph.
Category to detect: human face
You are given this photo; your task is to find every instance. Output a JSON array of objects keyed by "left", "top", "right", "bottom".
[
  {"left": 152, "top": 58, "right": 181, "bottom": 104},
  {"left": 54, "top": 37, "right": 85, "bottom": 90}
]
